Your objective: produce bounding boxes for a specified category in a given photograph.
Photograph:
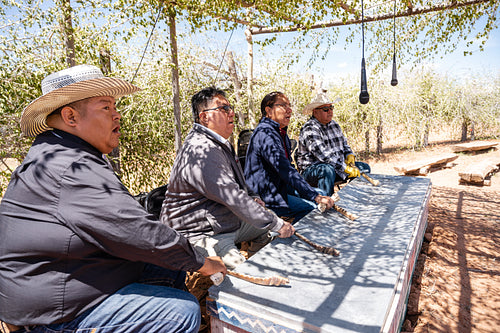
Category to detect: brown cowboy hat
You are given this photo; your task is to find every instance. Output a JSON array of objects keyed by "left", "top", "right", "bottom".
[{"left": 21, "top": 64, "right": 141, "bottom": 137}]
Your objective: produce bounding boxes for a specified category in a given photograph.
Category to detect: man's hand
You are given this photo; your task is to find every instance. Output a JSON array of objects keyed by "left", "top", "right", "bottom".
[
  {"left": 315, "top": 195, "right": 336, "bottom": 211},
  {"left": 346, "top": 154, "right": 356, "bottom": 166},
  {"left": 344, "top": 165, "right": 360, "bottom": 178},
  {"left": 197, "top": 256, "right": 227, "bottom": 276},
  {"left": 277, "top": 222, "right": 295, "bottom": 238},
  {"left": 254, "top": 197, "right": 266, "bottom": 207}
]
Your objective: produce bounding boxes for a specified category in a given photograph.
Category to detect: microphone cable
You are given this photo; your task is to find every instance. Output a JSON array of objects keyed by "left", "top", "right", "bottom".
[{"left": 359, "top": 0, "right": 370, "bottom": 104}]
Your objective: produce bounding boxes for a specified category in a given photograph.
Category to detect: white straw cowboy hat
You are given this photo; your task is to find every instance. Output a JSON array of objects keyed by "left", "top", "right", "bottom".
[
  {"left": 302, "top": 92, "right": 340, "bottom": 115},
  {"left": 21, "top": 64, "right": 141, "bottom": 137}
]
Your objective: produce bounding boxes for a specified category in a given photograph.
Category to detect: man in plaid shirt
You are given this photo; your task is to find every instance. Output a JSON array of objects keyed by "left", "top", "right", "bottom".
[{"left": 296, "top": 92, "right": 371, "bottom": 196}]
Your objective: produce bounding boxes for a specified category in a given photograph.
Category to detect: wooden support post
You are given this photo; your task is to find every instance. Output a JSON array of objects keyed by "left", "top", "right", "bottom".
[
  {"left": 168, "top": 11, "right": 182, "bottom": 153},
  {"left": 245, "top": 28, "right": 255, "bottom": 128}
]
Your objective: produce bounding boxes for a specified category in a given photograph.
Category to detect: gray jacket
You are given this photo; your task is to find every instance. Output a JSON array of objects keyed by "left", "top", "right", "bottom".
[{"left": 160, "top": 125, "right": 283, "bottom": 241}]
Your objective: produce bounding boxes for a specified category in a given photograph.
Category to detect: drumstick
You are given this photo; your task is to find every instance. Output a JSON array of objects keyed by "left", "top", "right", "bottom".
[
  {"left": 317, "top": 192, "right": 358, "bottom": 220},
  {"left": 210, "top": 271, "right": 289, "bottom": 286},
  {"left": 349, "top": 162, "right": 380, "bottom": 186},
  {"left": 294, "top": 231, "right": 340, "bottom": 256},
  {"left": 332, "top": 204, "right": 358, "bottom": 220},
  {"left": 360, "top": 171, "right": 380, "bottom": 186}
]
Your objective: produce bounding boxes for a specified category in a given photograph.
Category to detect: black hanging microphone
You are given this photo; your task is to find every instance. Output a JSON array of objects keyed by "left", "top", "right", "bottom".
[
  {"left": 359, "top": 0, "right": 369, "bottom": 104},
  {"left": 360, "top": 58, "right": 369, "bottom": 104},
  {"left": 391, "top": 0, "right": 398, "bottom": 86},
  {"left": 391, "top": 53, "right": 398, "bottom": 86}
]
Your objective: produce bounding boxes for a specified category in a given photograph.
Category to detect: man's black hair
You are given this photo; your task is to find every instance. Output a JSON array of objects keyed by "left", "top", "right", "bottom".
[{"left": 191, "top": 87, "right": 226, "bottom": 123}]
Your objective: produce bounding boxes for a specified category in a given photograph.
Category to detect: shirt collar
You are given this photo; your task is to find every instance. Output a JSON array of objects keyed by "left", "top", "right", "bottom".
[
  {"left": 48, "top": 129, "right": 104, "bottom": 158},
  {"left": 311, "top": 115, "right": 330, "bottom": 127},
  {"left": 262, "top": 117, "right": 288, "bottom": 132},
  {"left": 194, "top": 123, "right": 232, "bottom": 149}
]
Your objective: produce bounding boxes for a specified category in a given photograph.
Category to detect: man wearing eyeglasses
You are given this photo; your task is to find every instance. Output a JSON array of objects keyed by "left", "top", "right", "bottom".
[
  {"left": 296, "top": 92, "right": 371, "bottom": 196},
  {"left": 160, "top": 87, "right": 295, "bottom": 270}
]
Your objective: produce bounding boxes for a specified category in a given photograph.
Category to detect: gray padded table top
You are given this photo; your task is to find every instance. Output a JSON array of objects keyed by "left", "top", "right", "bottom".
[{"left": 208, "top": 174, "right": 432, "bottom": 333}]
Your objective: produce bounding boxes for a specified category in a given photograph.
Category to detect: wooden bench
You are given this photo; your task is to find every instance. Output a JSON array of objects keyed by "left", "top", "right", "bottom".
[
  {"left": 458, "top": 158, "right": 500, "bottom": 186},
  {"left": 394, "top": 153, "right": 458, "bottom": 175},
  {"left": 451, "top": 141, "right": 498, "bottom": 153}
]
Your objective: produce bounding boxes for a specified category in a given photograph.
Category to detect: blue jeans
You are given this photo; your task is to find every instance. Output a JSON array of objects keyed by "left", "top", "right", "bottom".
[
  {"left": 23, "top": 265, "right": 201, "bottom": 333},
  {"left": 302, "top": 162, "right": 371, "bottom": 196},
  {"left": 272, "top": 193, "right": 322, "bottom": 223}
]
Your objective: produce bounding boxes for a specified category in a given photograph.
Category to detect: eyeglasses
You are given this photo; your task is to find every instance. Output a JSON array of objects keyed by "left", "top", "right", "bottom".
[
  {"left": 316, "top": 105, "right": 333, "bottom": 112},
  {"left": 202, "top": 105, "right": 234, "bottom": 114},
  {"left": 273, "top": 103, "right": 293, "bottom": 110}
]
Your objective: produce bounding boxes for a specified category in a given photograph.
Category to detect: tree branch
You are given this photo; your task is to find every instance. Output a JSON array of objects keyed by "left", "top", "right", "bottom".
[
  {"left": 198, "top": 59, "right": 232, "bottom": 77},
  {"left": 248, "top": 0, "right": 491, "bottom": 35},
  {"left": 237, "top": 0, "right": 301, "bottom": 23},
  {"left": 213, "top": 14, "right": 265, "bottom": 28},
  {"left": 407, "top": 0, "right": 414, "bottom": 13},
  {"left": 337, "top": 0, "right": 359, "bottom": 18}
]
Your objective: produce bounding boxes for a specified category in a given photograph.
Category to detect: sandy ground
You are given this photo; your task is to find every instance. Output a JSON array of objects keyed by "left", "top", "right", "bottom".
[
  {"left": 364, "top": 140, "right": 500, "bottom": 191},
  {"left": 364, "top": 140, "right": 500, "bottom": 333}
]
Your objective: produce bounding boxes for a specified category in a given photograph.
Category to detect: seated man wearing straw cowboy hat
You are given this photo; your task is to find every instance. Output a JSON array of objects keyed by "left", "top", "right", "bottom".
[
  {"left": 0, "top": 65, "right": 226, "bottom": 333},
  {"left": 296, "top": 92, "right": 371, "bottom": 196}
]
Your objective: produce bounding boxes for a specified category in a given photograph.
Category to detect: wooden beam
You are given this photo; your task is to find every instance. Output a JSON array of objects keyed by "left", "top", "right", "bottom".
[
  {"left": 168, "top": 12, "right": 182, "bottom": 153},
  {"left": 248, "top": 0, "right": 490, "bottom": 35}
]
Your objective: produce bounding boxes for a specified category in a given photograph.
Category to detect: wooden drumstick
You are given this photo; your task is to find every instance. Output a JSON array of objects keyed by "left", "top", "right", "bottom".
[
  {"left": 318, "top": 193, "right": 358, "bottom": 220},
  {"left": 211, "top": 271, "right": 289, "bottom": 286},
  {"left": 349, "top": 162, "right": 380, "bottom": 186},
  {"left": 332, "top": 204, "right": 358, "bottom": 220},
  {"left": 294, "top": 231, "right": 340, "bottom": 256},
  {"left": 360, "top": 171, "right": 380, "bottom": 186}
]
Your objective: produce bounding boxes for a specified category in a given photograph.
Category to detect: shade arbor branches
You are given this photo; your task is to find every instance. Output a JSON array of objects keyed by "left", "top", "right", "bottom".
[
  {"left": 1, "top": 0, "right": 497, "bottom": 130},
  {"left": 155, "top": 0, "right": 498, "bottom": 123},
  {"left": 0, "top": 0, "right": 498, "bottom": 194}
]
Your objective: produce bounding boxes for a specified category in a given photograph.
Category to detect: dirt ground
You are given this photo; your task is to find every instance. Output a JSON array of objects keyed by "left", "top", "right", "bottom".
[
  {"left": 363, "top": 140, "right": 500, "bottom": 333},
  {"left": 189, "top": 140, "right": 500, "bottom": 333}
]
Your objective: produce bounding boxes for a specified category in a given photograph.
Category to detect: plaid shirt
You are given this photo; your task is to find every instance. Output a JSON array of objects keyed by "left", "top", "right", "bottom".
[{"left": 296, "top": 116, "right": 353, "bottom": 179}]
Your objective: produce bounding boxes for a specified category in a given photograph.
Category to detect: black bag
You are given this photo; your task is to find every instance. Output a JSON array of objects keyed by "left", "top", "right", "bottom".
[
  {"left": 237, "top": 129, "right": 253, "bottom": 170},
  {"left": 134, "top": 184, "right": 168, "bottom": 219}
]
